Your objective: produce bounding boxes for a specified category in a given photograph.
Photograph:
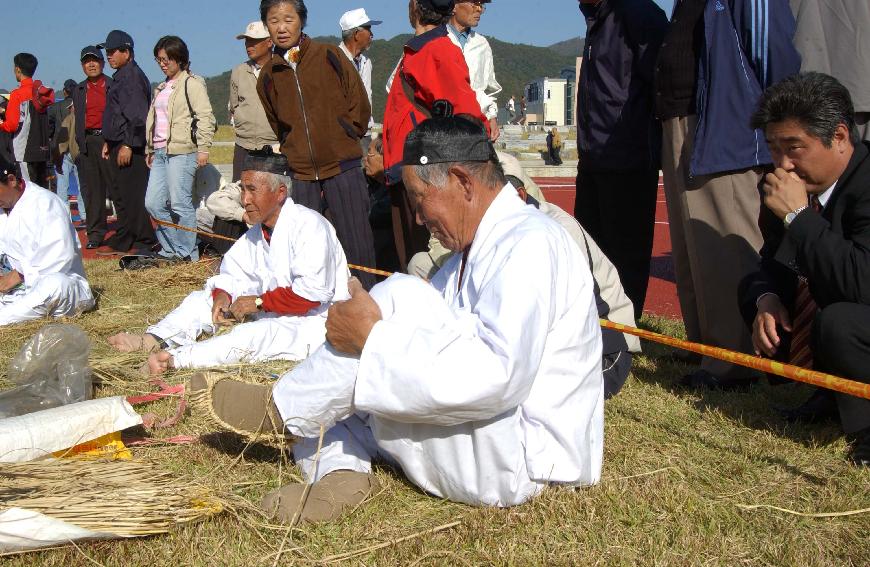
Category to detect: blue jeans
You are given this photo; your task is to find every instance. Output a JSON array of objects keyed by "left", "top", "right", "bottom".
[
  {"left": 145, "top": 149, "right": 198, "bottom": 261},
  {"left": 56, "top": 153, "right": 85, "bottom": 221}
]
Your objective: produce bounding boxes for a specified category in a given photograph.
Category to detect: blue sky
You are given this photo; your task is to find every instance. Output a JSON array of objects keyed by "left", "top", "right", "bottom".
[{"left": 1, "top": 0, "right": 673, "bottom": 91}]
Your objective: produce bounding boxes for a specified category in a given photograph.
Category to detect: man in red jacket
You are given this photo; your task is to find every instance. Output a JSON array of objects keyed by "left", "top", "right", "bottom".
[
  {"left": 382, "top": 0, "right": 488, "bottom": 270},
  {"left": 0, "top": 53, "right": 54, "bottom": 186}
]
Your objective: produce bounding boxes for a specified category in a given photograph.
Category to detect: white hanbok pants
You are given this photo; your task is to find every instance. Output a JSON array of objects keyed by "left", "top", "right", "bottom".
[
  {"left": 273, "top": 275, "right": 545, "bottom": 508},
  {"left": 147, "top": 290, "right": 327, "bottom": 369},
  {"left": 0, "top": 274, "right": 94, "bottom": 326}
]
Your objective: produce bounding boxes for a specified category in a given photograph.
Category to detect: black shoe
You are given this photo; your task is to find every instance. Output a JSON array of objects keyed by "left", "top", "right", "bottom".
[
  {"left": 847, "top": 427, "right": 870, "bottom": 467},
  {"left": 681, "top": 369, "right": 754, "bottom": 392},
  {"left": 86, "top": 240, "right": 103, "bottom": 250},
  {"left": 778, "top": 389, "right": 839, "bottom": 423},
  {"left": 119, "top": 255, "right": 161, "bottom": 271}
]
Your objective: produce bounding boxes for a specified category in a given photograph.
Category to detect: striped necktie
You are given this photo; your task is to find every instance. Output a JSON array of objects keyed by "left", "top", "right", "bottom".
[{"left": 788, "top": 196, "right": 822, "bottom": 368}]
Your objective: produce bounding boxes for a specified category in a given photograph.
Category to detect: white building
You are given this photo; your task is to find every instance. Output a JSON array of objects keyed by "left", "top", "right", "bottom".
[{"left": 524, "top": 59, "right": 581, "bottom": 127}]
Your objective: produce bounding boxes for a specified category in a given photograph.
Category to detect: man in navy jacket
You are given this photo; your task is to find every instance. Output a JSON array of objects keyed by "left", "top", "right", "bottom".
[
  {"left": 654, "top": 0, "right": 801, "bottom": 389},
  {"left": 574, "top": 0, "right": 668, "bottom": 320}
]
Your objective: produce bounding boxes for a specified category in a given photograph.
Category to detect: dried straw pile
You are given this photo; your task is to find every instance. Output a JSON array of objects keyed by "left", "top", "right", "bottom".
[{"left": 0, "top": 459, "right": 223, "bottom": 537}]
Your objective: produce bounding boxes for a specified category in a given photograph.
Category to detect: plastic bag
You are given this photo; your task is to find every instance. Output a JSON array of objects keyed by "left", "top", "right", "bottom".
[{"left": 0, "top": 324, "right": 92, "bottom": 419}]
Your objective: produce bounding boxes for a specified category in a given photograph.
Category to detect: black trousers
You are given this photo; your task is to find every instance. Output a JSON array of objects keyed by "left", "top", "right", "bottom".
[
  {"left": 813, "top": 302, "right": 870, "bottom": 434},
  {"left": 575, "top": 168, "right": 658, "bottom": 320},
  {"left": 76, "top": 134, "right": 113, "bottom": 244},
  {"left": 293, "top": 167, "right": 378, "bottom": 290},
  {"left": 104, "top": 143, "right": 156, "bottom": 252},
  {"left": 26, "top": 161, "right": 49, "bottom": 189}
]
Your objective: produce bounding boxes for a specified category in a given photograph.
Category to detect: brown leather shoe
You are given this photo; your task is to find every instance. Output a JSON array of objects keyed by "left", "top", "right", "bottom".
[{"left": 261, "top": 471, "right": 379, "bottom": 524}]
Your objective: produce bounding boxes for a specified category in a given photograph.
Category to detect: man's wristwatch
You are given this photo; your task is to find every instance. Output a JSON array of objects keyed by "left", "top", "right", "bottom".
[
  {"left": 254, "top": 297, "right": 264, "bottom": 310},
  {"left": 783, "top": 205, "right": 809, "bottom": 229}
]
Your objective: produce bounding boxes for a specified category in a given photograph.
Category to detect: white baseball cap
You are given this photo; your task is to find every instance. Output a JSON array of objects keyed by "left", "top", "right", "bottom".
[
  {"left": 236, "top": 21, "right": 270, "bottom": 40},
  {"left": 339, "top": 8, "right": 382, "bottom": 32}
]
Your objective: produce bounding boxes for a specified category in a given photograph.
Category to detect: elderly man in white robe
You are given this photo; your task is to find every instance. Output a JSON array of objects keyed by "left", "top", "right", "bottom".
[
  {"left": 107, "top": 153, "right": 349, "bottom": 375},
  {"left": 0, "top": 156, "right": 94, "bottom": 325},
  {"left": 411, "top": 161, "right": 641, "bottom": 399},
  {"left": 189, "top": 112, "right": 604, "bottom": 523}
]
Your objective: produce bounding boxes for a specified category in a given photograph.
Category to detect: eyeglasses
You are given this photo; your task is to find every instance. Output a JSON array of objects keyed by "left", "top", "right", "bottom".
[
  {"left": 154, "top": 56, "right": 172, "bottom": 65},
  {"left": 459, "top": 0, "right": 487, "bottom": 8}
]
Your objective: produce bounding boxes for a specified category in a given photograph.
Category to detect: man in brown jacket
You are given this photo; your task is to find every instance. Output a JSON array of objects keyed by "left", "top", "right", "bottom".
[{"left": 258, "top": 0, "right": 376, "bottom": 289}]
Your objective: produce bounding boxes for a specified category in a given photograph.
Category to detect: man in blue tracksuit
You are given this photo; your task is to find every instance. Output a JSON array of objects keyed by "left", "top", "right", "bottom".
[{"left": 654, "top": 0, "right": 801, "bottom": 389}]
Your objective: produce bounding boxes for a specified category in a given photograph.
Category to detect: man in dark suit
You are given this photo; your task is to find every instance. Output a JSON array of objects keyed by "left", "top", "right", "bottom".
[{"left": 740, "top": 72, "right": 870, "bottom": 467}]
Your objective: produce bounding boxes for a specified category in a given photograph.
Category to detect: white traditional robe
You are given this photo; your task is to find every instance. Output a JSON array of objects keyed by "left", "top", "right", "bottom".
[
  {"left": 0, "top": 183, "right": 94, "bottom": 325},
  {"left": 446, "top": 26, "right": 503, "bottom": 119},
  {"left": 273, "top": 185, "right": 604, "bottom": 507},
  {"left": 147, "top": 198, "right": 350, "bottom": 369}
]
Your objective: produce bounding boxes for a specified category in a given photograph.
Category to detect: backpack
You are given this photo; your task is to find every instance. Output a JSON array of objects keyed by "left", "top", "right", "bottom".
[{"left": 30, "top": 80, "right": 54, "bottom": 114}]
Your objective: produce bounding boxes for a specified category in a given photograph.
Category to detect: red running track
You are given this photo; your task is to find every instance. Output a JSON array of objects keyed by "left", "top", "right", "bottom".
[
  {"left": 536, "top": 176, "right": 681, "bottom": 320},
  {"left": 74, "top": 178, "right": 683, "bottom": 320}
]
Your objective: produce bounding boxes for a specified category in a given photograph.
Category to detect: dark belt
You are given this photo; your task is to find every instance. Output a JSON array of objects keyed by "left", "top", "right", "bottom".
[{"left": 85, "top": 129, "right": 102, "bottom": 136}]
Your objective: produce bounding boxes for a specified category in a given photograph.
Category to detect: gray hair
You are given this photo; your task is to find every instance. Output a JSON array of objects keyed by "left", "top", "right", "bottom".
[
  {"left": 265, "top": 172, "right": 293, "bottom": 195},
  {"left": 411, "top": 160, "right": 506, "bottom": 189},
  {"left": 341, "top": 27, "right": 363, "bottom": 42}
]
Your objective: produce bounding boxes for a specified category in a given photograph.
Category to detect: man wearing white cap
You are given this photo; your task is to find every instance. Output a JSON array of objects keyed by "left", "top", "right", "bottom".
[
  {"left": 229, "top": 21, "right": 279, "bottom": 183},
  {"left": 338, "top": 8, "right": 381, "bottom": 146}
]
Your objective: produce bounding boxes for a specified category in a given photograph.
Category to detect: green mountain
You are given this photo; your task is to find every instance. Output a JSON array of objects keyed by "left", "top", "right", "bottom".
[
  {"left": 205, "top": 34, "right": 577, "bottom": 124},
  {"left": 548, "top": 36, "right": 584, "bottom": 57}
]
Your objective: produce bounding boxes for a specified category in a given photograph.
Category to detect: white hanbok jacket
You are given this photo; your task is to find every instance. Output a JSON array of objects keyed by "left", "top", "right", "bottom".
[
  {"left": 205, "top": 198, "right": 350, "bottom": 313},
  {"left": 0, "top": 183, "right": 93, "bottom": 322},
  {"left": 446, "top": 27, "right": 503, "bottom": 119},
  {"left": 356, "top": 185, "right": 604, "bottom": 491}
]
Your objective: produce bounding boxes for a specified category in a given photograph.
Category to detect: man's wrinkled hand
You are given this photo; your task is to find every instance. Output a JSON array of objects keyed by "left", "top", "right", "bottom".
[
  {"left": 763, "top": 168, "right": 809, "bottom": 219},
  {"left": 0, "top": 270, "right": 22, "bottom": 294},
  {"left": 211, "top": 291, "right": 233, "bottom": 326},
  {"left": 752, "top": 294, "right": 792, "bottom": 357},
  {"left": 229, "top": 295, "right": 259, "bottom": 322},
  {"left": 488, "top": 117, "right": 500, "bottom": 142},
  {"left": 325, "top": 278, "right": 382, "bottom": 355}
]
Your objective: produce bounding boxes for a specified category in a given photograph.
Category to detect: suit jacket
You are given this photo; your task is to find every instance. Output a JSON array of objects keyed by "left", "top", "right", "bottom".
[{"left": 739, "top": 141, "right": 870, "bottom": 326}]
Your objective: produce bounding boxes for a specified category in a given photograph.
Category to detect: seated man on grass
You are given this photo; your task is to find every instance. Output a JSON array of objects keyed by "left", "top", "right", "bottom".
[
  {"left": 410, "top": 151, "right": 640, "bottom": 399},
  {"left": 107, "top": 152, "right": 349, "bottom": 374},
  {"left": 190, "top": 111, "right": 605, "bottom": 523},
  {"left": 0, "top": 153, "right": 94, "bottom": 325},
  {"left": 740, "top": 72, "right": 870, "bottom": 466}
]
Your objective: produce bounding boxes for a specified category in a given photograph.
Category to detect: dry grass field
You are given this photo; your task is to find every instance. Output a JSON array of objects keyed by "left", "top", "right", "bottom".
[{"left": 1, "top": 259, "right": 868, "bottom": 566}]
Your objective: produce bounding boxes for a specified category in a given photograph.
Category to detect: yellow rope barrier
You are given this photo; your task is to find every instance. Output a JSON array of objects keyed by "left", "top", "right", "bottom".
[{"left": 150, "top": 217, "right": 870, "bottom": 400}]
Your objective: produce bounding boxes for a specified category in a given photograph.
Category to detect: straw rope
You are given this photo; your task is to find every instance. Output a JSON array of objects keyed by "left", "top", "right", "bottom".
[{"left": 150, "top": 217, "right": 870, "bottom": 401}]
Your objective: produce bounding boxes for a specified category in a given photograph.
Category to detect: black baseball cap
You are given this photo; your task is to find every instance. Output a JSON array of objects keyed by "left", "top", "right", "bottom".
[
  {"left": 80, "top": 45, "right": 104, "bottom": 61},
  {"left": 418, "top": 0, "right": 456, "bottom": 16},
  {"left": 97, "top": 30, "right": 134, "bottom": 51},
  {"left": 402, "top": 101, "right": 496, "bottom": 167},
  {"left": 0, "top": 150, "right": 18, "bottom": 179},
  {"left": 63, "top": 79, "right": 77, "bottom": 93}
]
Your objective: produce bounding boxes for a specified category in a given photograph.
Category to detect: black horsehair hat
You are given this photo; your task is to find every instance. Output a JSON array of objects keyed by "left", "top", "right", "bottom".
[
  {"left": 402, "top": 100, "right": 497, "bottom": 167},
  {"left": 242, "top": 149, "right": 291, "bottom": 176}
]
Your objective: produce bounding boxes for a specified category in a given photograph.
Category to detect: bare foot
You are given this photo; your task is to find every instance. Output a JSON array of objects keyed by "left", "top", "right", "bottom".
[
  {"left": 146, "top": 350, "right": 174, "bottom": 376},
  {"left": 108, "top": 332, "right": 158, "bottom": 353}
]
